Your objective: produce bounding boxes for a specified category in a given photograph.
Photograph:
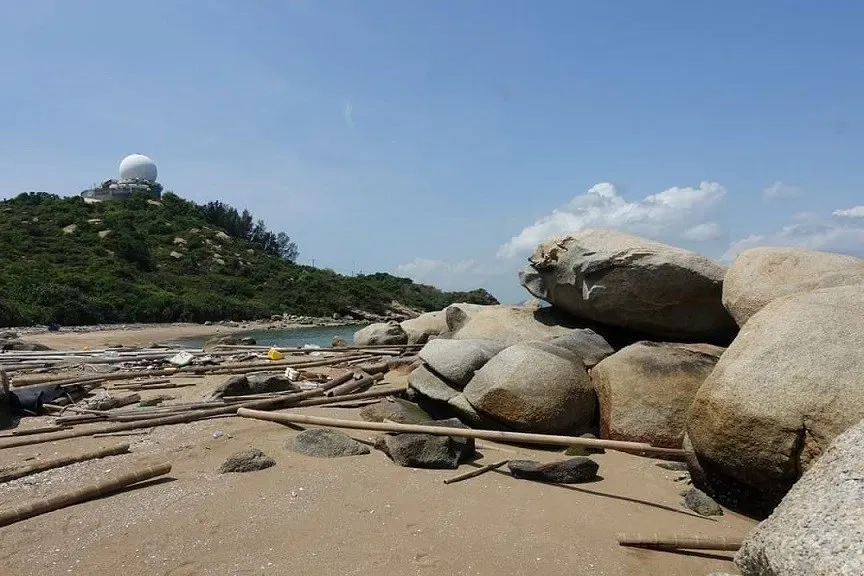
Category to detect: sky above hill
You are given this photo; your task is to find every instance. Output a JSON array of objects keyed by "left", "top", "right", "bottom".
[{"left": 2, "top": 1, "right": 863, "bottom": 303}]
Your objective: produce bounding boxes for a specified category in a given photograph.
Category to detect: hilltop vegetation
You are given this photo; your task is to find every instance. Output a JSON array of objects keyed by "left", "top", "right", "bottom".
[{"left": 0, "top": 191, "right": 497, "bottom": 327}]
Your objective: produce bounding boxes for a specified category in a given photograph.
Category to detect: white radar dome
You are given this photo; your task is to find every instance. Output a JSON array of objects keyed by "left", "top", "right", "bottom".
[{"left": 119, "top": 154, "right": 158, "bottom": 182}]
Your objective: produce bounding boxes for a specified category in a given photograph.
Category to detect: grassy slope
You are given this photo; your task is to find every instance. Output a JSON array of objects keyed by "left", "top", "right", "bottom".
[{"left": 0, "top": 192, "right": 498, "bottom": 326}]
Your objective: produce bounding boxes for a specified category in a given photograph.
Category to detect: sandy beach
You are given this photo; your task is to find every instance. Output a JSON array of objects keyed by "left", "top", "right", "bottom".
[
  {"left": 16, "top": 320, "right": 358, "bottom": 351},
  {"left": 0, "top": 336, "right": 756, "bottom": 576}
]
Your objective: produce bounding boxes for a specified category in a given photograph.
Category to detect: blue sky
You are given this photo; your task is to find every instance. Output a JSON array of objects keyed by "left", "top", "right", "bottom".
[{"left": 2, "top": 1, "right": 863, "bottom": 303}]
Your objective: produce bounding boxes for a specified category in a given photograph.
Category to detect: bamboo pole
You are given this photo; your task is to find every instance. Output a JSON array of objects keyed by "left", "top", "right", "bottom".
[
  {"left": 615, "top": 533, "right": 744, "bottom": 551},
  {"left": 12, "top": 376, "right": 108, "bottom": 389},
  {"left": 444, "top": 460, "right": 510, "bottom": 485},
  {"left": 0, "top": 443, "right": 131, "bottom": 483},
  {"left": 324, "top": 375, "right": 374, "bottom": 397},
  {"left": 290, "top": 385, "right": 406, "bottom": 408},
  {"left": 236, "top": 411, "right": 687, "bottom": 458},
  {"left": 0, "top": 461, "right": 172, "bottom": 527},
  {"left": 0, "top": 425, "right": 70, "bottom": 437}
]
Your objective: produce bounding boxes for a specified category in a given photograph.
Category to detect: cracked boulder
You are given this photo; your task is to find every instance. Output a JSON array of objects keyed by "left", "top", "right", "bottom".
[
  {"left": 687, "top": 284, "right": 864, "bottom": 512},
  {"left": 518, "top": 228, "right": 737, "bottom": 343},
  {"left": 592, "top": 341, "right": 723, "bottom": 448}
]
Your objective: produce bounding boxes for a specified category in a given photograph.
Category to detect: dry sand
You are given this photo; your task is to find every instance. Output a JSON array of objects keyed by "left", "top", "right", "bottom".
[
  {"left": 0, "top": 331, "right": 756, "bottom": 576},
  {"left": 19, "top": 323, "right": 243, "bottom": 350}
]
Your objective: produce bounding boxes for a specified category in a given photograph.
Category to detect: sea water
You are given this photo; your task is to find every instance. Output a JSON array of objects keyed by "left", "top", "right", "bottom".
[{"left": 175, "top": 324, "right": 364, "bottom": 349}]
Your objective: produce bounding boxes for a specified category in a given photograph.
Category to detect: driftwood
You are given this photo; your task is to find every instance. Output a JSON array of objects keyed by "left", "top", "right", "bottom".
[
  {"left": 615, "top": 533, "right": 744, "bottom": 551},
  {"left": 444, "top": 460, "right": 510, "bottom": 485},
  {"left": 0, "top": 461, "right": 171, "bottom": 527},
  {"left": 324, "top": 375, "right": 374, "bottom": 397},
  {"left": 83, "top": 393, "right": 141, "bottom": 411},
  {"left": 10, "top": 353, "right": 372, "bottom": 387},
  {"left": 0, "top": 425, "right": 70, "bottom": 437},
  {"left": 0, "top": 443, "right": 131, "bottom": 483},
  {"left": 290, "top": 385, "right": 406, "bottom": 408},
  {"left": 12, "top": 376, "right": 108, "bottom": 389},
  {"left": 355, "top": 362, "right": 389, "bottom": 374},
  {"left": 235, "top": 412, "right": 688, "bottom": 459},
  {"left": 92, "top": 431, "right": 151, "bottom": 438},
  {"left": 0, "top": 373, "right": 355, "bottom": 450},
  {"left": 113, "top": 382, "right": 197, "bottom": 391},
  {"left": 112, "top": 378, "right": 172, "bottom": 388}
]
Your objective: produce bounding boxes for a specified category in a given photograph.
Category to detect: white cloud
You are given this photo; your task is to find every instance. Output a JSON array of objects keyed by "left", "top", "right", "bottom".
[
  {"left": 496, "top": 181, "right": 726, "bottom": 260},
  {"left": 723, "top": 210, "right": 864, "bottom": 261},
  {"left": 833, "top": 205, "right": 864, "bottom": 218},
  {"left": 681, "top": 222, "right": 722, "bottom": 242},
  {"left": 342, "top": 100, "right": 354, "bottom": 128},
  {"left": 762, "top": 181, "right": 800, "bottom": 200},
  {"left": 394, "top": 257, "right": 481, "bottom": 291}
]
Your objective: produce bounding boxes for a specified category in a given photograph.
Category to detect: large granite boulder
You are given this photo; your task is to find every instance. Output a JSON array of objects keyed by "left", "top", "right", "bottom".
[
  {"left": 546, "top": 329, "right": 615, "bottom": 368},
  {"left": 687, "top": 284, "right": 864, "bottom": 511},
  {"left": 518, "top": 229, "right": 737, "bottom": 343},
  {"left": 723, "top": 246, "right": 864, "bottom": 326},
  {"left": 353, "top": 321, "right": 408, "bottom": 346},
  {"left": 444, "top": 303, "right": 490, "bottom": 333},
  {"left": 400, "top": 311, "right": 448, "bottom": 345},
  {"left": 452, "top": 305, "right": 579, "bottom": 346},
  {"left": 592, "top": 342, "right": 723, "bottom": 448},
  {"left": 418, "top": 338, "right": 505, "bottom": 387},
  {"left": 734, "top": 420, "right": 864, "bottom": 576},
  {"left": 463, "top": 342, "right": 595, "bottom": 434}
]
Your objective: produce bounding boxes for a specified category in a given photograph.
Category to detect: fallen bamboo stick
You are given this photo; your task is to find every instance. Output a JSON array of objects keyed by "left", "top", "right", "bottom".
[
  {"left": 235, "top": 412, "right": 687, "bottom": 458},
  {"left": 0, "top": 461, "right": 172, "bottom": 527},
  {"left": 443, "top": 459, "right": 510, "bottom": 485},
  {"left": 92, "top": 431, "right": 151, "bottom": 438},
  {"left": 112, "top": 378, "right": 172, "bottom": 388},
  {"left": 0, "top": 373, "right": 354, "bottom": 449},
  {"left": 290, "top": 385, "right": 406, "bottom": 408},
  {"left": 113, "top": 382, "right": 197, "bottom": 391},
  {"left": 355, "top": 362, "right": 389, "bottom": 374},
  {"left": 0, "top": 425, "right": 71, "bottom": 437},
  {"left": 615, "top": 533, "right": 744, "bottom": 551},
  {"left": 324, "top": 375, "right": 374, "bottom": 397},
  {"left": 0, "top": 443, "right": 131, "bottom": 483}
]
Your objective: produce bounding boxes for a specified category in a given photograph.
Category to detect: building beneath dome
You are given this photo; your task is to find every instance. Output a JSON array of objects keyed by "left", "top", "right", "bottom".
[{"left": 80, "top": 154, "right": 162, "bottom": 203}]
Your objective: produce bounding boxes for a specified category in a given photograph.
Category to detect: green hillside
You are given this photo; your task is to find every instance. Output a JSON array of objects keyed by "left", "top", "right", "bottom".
[{"left": 0, "top": 191, "right": 498, "bottom": 327}]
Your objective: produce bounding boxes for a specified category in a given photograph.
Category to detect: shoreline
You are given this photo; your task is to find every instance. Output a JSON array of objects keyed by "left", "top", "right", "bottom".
[{"left": 14, "top": 319, "right": 364, "bottom": 351}]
